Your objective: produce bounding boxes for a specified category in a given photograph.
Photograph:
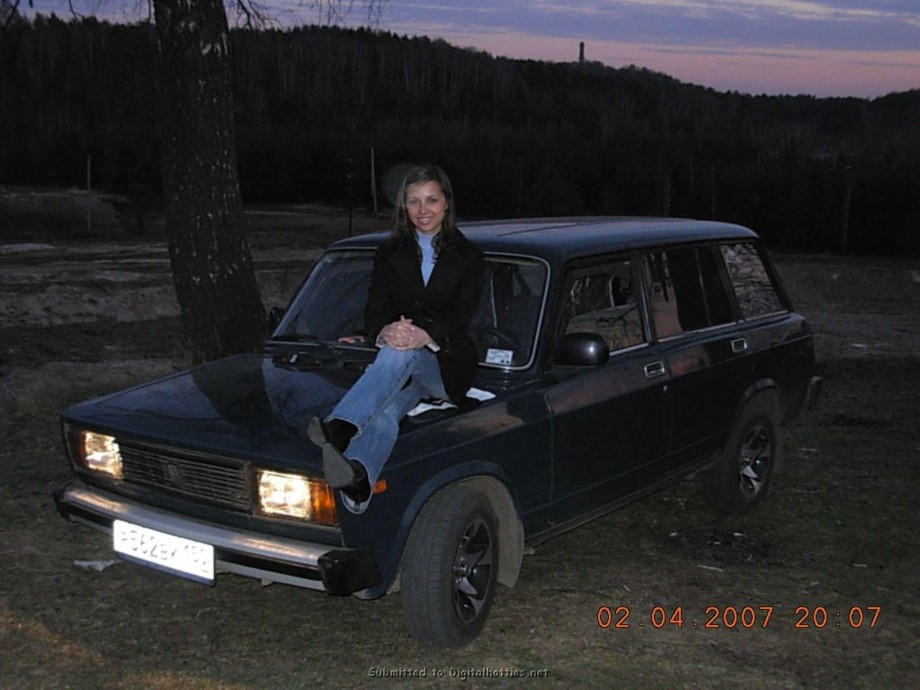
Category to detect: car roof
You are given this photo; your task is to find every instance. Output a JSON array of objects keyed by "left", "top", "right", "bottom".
[{"left": 330, "top": 216, "right": 758, "bottom": 264}]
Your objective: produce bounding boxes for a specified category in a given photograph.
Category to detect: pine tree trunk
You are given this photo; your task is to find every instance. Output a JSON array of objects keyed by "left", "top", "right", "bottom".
[{"left": 153, "top": 0, "right": 266, "bottom": 363}]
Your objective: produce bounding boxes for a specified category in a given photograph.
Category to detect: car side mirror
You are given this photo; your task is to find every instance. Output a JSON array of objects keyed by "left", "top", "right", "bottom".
[{"left": 555, "top": 332, "right": 609, "bottom": 366}]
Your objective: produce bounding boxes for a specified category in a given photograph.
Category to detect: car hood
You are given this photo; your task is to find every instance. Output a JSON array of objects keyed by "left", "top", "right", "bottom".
[{"left": 62, "top": 353, "right": 362, "bottom": 469}]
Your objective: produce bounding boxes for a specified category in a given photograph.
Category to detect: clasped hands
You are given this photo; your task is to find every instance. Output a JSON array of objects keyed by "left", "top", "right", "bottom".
[{"left": 379, "top": 316, "right": 432, "bottom": 351}]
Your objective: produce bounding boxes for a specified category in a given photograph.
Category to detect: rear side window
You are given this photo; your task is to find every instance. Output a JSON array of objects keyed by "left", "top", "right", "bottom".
[
  {"left": 644, "top": 247, "right": 734, "bottom": 339},
  {"left": 720, "top": 243, "right": 785, "bottom": 319},
  {"left": 562, "top": 259, "right": 645, "bottom": 353}
]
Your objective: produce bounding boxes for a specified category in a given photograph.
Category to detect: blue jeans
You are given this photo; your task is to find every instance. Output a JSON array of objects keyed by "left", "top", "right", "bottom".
[{"left": 328, "top": 345, "right": 447, "bottom": 510}]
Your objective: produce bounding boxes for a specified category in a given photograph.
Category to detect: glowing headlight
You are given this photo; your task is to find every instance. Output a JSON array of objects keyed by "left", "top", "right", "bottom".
[
  {"left": 256, "top": 470, "right": 337, "bottom": 525},
  {"left": 80, "top": 431, "right": 123, "bottom": 478}
]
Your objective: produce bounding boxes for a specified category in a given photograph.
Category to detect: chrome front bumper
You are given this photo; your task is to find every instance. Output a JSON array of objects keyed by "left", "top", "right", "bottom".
[{"left": 53, "top": 483, "right": 381, "bottom": 595}]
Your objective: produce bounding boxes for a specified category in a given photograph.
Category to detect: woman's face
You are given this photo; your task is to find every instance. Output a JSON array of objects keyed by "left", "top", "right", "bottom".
[{"left": 405, "top": 180, "right": 448, "bottom": 235}]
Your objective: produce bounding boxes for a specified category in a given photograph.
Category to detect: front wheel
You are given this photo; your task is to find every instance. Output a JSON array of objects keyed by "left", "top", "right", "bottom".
[
  {"left": 400, "top": 485, "right": 499, "bottom": 647},
  {"left": 700, "top": 394, "right": 781, "bottom": 516}
]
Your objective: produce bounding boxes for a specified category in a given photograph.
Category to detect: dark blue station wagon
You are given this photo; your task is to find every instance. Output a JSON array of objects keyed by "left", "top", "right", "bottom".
[{"left": 54, "top": 217, "right": 821, "bottom": 647}]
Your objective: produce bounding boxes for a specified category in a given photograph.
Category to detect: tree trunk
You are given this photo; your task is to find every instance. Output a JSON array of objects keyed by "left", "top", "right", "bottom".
[{"left": 153, "top": 0, "right": 266, "bottom": 363}]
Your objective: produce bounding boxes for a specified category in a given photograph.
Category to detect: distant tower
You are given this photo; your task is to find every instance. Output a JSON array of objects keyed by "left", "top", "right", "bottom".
[{"left": 579, "top": 42, "right": 585, "bottom": 63}]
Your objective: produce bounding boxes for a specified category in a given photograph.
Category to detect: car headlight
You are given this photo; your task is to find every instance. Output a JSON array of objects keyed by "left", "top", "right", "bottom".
[
  {"left": 78, "top": 431, "right": 124, "bottom": 479},
  {"left": 256, "top": 469, "right": 337, "bottom": 525}
]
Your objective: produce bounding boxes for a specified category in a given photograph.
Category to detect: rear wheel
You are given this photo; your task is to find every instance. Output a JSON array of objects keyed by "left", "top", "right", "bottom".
[
  {"left": 701, "top": 394, "right": 781, "bottom": 516},
  {"left": 401, "top": 485, "right": 499, "bottom": 647}
]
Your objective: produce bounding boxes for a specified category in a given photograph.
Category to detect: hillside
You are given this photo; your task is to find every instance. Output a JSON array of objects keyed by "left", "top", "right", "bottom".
[{"left": 1, "top": 17, "right": 918, "bottom": 254}]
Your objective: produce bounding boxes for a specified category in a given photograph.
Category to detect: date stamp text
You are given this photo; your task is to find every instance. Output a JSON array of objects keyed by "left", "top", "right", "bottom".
[{"left": 597, "top": 605, "right": 881, "bottom": 630}]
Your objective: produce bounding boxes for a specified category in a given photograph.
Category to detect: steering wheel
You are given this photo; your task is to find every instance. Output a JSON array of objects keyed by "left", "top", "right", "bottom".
[
  {"left": 598, "top": 303, "right": 639, "bottom": 328},
  {"left": 469, "top": 323, "right": 518, "bottom": 351}
]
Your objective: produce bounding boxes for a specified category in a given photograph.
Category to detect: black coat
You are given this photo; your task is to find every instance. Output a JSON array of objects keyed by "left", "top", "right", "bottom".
[{"left": 364, "top": 230, "right": 485, "bottom": 403}]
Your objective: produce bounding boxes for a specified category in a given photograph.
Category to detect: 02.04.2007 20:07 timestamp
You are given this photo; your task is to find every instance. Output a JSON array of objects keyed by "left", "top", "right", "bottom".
[{"left": 596, "top": 605, "right": 882, "bottom": 630}]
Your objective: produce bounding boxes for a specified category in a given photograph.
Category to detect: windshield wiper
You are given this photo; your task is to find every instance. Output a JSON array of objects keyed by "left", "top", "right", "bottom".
[{"left": 270, "top": 334, "right": 341, "bottom": 354}]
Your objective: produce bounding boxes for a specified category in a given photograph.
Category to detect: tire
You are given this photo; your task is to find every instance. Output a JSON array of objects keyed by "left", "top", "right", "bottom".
[
  {"left": 400, "top": 485, "right": 499, "bottom": 648},
  {"left": 700, "top": 394, "right": 781, "bottom": 516}
]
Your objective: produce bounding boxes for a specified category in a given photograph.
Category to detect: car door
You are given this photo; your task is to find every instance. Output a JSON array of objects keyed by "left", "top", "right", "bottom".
[
  {"left": 641, "top": 245, "right": 752, "bottom": 469},
  {"left": 545, "top": 257, "right": 672, "bottom": 524}
]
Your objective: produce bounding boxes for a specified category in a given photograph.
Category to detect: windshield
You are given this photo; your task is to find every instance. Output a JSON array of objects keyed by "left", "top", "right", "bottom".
[{"left": 273, "top": 249, "right": 548, "bottom": 369}]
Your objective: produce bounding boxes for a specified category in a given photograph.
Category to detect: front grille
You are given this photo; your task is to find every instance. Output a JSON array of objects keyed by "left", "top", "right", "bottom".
[{"left": 119, "top": 442, "right": 250, "bottom": 511}]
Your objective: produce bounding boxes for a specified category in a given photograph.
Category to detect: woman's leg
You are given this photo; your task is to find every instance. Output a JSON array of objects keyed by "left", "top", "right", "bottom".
[
  {"left": 324, "top": 346, "right": 446, "bottom": 506},
  {"left": 341, "top": 377, "right": 424, "bottom": 485},
  {"left": 329, "top": 345, "right": 423, "bottom": 431}
]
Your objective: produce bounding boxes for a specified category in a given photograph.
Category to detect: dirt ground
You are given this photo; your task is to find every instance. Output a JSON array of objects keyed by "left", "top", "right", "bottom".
[{"left": 1, "top": 197, "right": 919, "bottom": 688}]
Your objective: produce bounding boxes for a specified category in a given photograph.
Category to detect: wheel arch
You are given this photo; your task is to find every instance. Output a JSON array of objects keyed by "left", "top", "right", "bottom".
[
  {"left": 730, "top": 383, "right": 783, "bottom": 466},
  {"left": 390, "top": 469, "right": 525, "bottom": 593},
  {"left": 740, "top": 378, "right": 781, "bottom": 413},
  {"left": 700, "top": 384, "right": 785, "bottom": 515},
  {"left": 453, "top": 475, "right": 525, "bottom": 589}
]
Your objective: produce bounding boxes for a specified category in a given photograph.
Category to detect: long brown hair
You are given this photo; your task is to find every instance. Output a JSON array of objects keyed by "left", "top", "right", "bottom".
[{"left": 392, "top": 165, "right": 458, "bottom": 252}]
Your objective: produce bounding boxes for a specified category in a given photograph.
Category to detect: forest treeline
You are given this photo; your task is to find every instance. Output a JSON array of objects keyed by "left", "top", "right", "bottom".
[{"left": 2, "top": 14, "right": 919, "bottom": 255}]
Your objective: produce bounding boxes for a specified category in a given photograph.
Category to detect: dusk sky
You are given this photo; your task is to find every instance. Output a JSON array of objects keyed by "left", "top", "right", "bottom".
[{"left": 34, "top": 1, "right": 920, "bottom": 98}]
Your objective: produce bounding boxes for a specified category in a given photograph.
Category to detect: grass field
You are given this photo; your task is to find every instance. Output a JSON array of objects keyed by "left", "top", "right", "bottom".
[{"left": 1, "top": 195, "right": 918, "bottom": 688}]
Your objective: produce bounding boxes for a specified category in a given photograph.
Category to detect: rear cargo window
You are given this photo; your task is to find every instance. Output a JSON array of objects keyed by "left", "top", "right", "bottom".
[{"left": 720, "top": 243, "right": 785, "bottom": 318}]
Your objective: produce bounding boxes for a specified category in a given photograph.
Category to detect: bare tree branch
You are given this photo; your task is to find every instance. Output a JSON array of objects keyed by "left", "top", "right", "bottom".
[
  {"left": 218, "top": 1, "right": 387, "bottom": 30},
  {"left": 66, "top": 0, "right": 85, "bottom": 19},
  {"left": 365, "top": 0, "right": 387, "bottom": 26},
  {"left": 290, "top": 1, "right": 387, "bottom": 28},
  {"left": 0, "top": 0, "right": 22, "bottom": 31}
]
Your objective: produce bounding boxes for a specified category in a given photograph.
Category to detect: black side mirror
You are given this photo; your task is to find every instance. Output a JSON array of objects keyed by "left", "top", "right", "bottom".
[{"left": 555, "top": 332, "right": 609, "bottom": 366}]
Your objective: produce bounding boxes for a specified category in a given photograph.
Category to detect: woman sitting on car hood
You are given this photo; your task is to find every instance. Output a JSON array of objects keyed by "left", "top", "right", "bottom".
[{"left": 308, "top": 165, "right": 485, "bottom": 512}]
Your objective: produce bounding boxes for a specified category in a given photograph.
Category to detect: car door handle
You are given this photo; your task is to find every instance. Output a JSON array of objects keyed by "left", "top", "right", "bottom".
[
  {"left": 731, "top": 338, "right": 748, "bottom": 353},
  {"left": 644, "top": 361, "right": 667, "bottom": 379}
]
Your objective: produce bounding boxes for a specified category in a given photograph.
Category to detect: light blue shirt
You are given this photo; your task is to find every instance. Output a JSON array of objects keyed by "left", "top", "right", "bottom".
[{"left": 417, "top": 231, "right": 437, "bottom": 285}]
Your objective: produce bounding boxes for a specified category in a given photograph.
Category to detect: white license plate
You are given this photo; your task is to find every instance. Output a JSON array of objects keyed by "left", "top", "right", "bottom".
[{"left": 113, "top": 520, "right": 215, "bottom": 584}]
